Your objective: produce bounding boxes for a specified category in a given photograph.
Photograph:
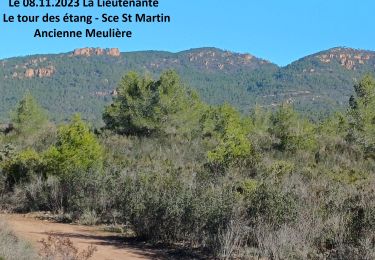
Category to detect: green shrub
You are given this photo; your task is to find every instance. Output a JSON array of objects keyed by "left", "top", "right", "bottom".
[
  {"left": 79, "top": 210, "right": 99, "bottom": 226},
  {"left": 2, "top": 149, "right": 44, "bottom": 189},
  {"left": 247, "top": 183, "right": 298, "bottom": 228},
  {"left": 44, "top": 115, "right": 103, "bottom": 179}
]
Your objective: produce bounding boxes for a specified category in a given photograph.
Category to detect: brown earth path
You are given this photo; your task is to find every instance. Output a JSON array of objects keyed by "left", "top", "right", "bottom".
[{"left": 1, "top": 214, "right": 163, "bottom": 260}]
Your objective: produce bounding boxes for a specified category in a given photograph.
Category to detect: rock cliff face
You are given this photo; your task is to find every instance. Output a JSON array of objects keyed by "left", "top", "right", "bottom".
[
  {"left": 316, "top": 48, "right": 375, "bottom": 70},
  {"left": 24, "top": 66, "right": 56, "bottom": 79},
  {"left": 107, "top": 48, "right": 120, "bottom": 57},
  {"left": 72, "top": 48, "right": 121, "bottom": 57},
  {"left": 24, "top": 68, "right": 35, "bottom": 78},
  {"left": 5, "top": 56, "right": 56, "bottom": 79}
]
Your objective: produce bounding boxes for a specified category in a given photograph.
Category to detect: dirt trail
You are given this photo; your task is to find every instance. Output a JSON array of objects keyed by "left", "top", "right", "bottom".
[{"left": 1, "top": 214, "right": 161, "bottom": 260}]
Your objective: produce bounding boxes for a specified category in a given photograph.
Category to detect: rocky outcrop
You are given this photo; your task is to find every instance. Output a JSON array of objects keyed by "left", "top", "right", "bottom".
[
  {"left": 107, "top": 48, "right": 120, "bottom": 57},
  {"left": 73, "top": 48, "right": 121, "bottom": 57},
  {"left": 73, "top": 48, "right": 91, "bottom": 56},
  {"left": 25, "top": 69, "right": 35, "bottom": 78},
  {"left": 24, "top": 66, "right": 55, "bottom": 79},
  {"left": 36, "top": 66, "right": 55, "bottom": 77},
  {"left": 316, "top": 48, "right": 375, "bottom": 70}
]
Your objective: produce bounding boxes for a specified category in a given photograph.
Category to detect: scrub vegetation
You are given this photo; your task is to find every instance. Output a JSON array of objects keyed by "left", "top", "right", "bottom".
[{"left": 0, "top": 71, "right": 374, "bottom": 259}]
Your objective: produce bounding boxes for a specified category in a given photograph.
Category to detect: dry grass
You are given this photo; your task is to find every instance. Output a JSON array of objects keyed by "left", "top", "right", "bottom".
[
  {"left": 39, "top": 235, "right": 97, "bottom": 260},
  {"left": 0, "top": 220, "right": 39, "bottom": 260}
]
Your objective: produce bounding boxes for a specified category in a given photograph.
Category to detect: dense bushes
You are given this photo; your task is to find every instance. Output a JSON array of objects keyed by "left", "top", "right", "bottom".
[{"left": 0, "top": 72, "right": 375, "bottom": 259}]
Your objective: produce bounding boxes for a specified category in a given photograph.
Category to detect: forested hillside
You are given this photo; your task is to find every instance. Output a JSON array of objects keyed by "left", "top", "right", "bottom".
[{"left": 1, "top": 47, "right": 375, "bottom": 123}]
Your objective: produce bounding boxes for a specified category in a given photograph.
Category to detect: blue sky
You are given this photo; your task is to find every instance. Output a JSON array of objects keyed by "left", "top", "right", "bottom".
[{"left": 0, "top": 0, "right": 374, "bottom": 65}]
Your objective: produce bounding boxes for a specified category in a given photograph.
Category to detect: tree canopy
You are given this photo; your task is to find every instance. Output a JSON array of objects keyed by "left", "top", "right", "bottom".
[{"left": 103, "top": 70, "right": 204, "bottom": 137}]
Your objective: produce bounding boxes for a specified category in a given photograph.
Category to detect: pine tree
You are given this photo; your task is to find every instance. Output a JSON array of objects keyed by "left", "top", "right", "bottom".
[
  {"left": 348, "top": 74, "right": 375, "bottom": 159},
  {"left": 11, "top": 93, "right": 48, "bottom": 135},
  {"left": 103, "top": 70, "right": 203, "bottom": 137},
  {"left": 269, "top": 103, "right": 316, "bottom": 152}
]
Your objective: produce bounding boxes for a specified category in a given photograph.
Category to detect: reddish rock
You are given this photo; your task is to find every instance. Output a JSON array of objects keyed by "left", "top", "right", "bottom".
[
  {"left": 107, "top": 48, "right": 120, "bottom": 57},
  {"left": 36, "top": 66, "right": 55, "bottom": 78},
  {"left": 25, "top": 69, "right": 35, "bottom": 78},
  {"left": 95, "top": 48, "right": 105, "bottom": 55},
  {"left": 73, "top": 48, "right": 92, "bottom": 56}
]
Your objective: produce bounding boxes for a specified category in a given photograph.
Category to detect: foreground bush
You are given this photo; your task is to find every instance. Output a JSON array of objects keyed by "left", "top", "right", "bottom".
[{"left": 39, "top": 235, "right": 97, "bottom": 260}]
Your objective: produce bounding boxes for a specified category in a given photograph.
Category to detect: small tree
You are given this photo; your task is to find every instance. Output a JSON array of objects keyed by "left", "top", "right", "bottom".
[
  {"left": 202, "top": 104, "right": 256, "bottom": 168},
  {"left": 11, "top": 93, "right": 48, "bottom": 135},
  {"left": 269, "top": 103, "right": 316, "bottom": 152},
  {"left": 348, "top": 74, "right": 375, "bottom": 159}
]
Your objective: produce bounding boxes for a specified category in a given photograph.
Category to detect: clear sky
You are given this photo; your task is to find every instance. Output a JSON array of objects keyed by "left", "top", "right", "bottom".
[{"left": 0, "top": 0, "right": 374, "bottom": 65}]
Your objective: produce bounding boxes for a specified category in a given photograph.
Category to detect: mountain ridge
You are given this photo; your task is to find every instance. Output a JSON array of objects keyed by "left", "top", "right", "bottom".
[
  {"left": 1, "top": 46, "right": 375, "bottom": 123},
  {"left": 3, "top": 46, "right": 375, "bottom": 67}
]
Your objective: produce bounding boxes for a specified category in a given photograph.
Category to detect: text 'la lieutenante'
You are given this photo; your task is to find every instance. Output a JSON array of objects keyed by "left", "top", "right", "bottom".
[{"left": 83, "top": 0, "right": 159, "bottom": 7}]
